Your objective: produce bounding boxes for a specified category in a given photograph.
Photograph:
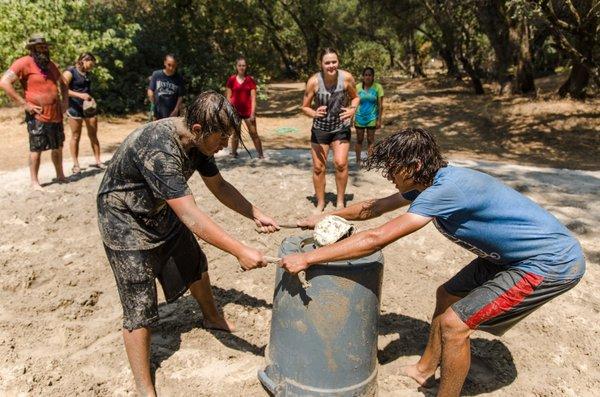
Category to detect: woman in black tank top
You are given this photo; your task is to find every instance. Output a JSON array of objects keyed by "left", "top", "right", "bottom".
[
  {"left": 301, "top": 48, "right": 359, "bottom": 212},
  {"left": 63, "top": 52, "right": 103, "bottom": 174}
]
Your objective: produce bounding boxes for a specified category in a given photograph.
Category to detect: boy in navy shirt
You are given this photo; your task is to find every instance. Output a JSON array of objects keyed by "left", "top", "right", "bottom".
[
  {"left": 282, "top": 127, "right": 585, "bottom": 397},
  {"left": 147, "top": 54, "right": 185, "bottom": 120}
]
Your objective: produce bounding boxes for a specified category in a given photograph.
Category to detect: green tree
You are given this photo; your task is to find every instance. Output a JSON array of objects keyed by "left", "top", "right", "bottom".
[{"left": 0, "top": 0, "right": 139, "bottom": 111}]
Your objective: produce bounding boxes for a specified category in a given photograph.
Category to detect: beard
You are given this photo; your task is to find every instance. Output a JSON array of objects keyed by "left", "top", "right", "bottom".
[{"left": 32, "top": 50, "right": 51, "bottom": 74}]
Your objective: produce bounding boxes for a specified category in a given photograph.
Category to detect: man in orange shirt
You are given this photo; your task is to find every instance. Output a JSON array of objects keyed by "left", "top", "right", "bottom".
[{"left": 0, "top": 34, "right": 69, "bottom": 190}]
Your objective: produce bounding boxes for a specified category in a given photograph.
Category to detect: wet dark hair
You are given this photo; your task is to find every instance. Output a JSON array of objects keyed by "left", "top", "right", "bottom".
[
  {"left": 365, "top": 127, "right": 448, "bottom": 186},
  {"left": 319, "top": 47, "right": 339, "bottom": 62},
  {"left": 185, "top": 91, "right": 241, "bottom": 140},
  {"left": 362, "top": 67, "right": 375, "bottom": 76},
  {"left": 164, "top": 53, "right": 177, "bottom": 62},
  {"left": 76, "top": 52, "right": 96, "bottom": 66}
]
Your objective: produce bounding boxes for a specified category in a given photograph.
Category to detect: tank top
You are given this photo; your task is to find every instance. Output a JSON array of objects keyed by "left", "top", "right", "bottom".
[
  {"left": 312, "top": 71, "right": 350, "bottom": 133},
  {"left": 67, "top": 66, "right": 91, "bottom": 109}
]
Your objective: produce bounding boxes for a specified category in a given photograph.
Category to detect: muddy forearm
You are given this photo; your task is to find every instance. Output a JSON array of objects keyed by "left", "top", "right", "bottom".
[
  {"left": 212, "top": 179, "right": 256, "bottom": 220},
  {"left": 172, "top": 198, "right": 247, "bottom": 257}
]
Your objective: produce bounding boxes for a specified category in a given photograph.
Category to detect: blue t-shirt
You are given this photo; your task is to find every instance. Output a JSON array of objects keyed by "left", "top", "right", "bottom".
[
  {"left": 354, "top": 82, "right": 384, "bottom": 127},
  {"left": 405, "top": 166, "right": 585, "bottom": 280}
]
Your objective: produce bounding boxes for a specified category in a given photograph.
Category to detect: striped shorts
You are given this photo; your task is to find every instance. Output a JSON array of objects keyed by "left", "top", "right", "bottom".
[{"left": 444, "top": 257, "right": 581, "bottom": 336}]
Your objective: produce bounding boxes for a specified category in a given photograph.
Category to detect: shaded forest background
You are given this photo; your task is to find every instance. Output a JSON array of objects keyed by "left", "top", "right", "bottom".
[{"left": 0, "top": 0, "right": 598, "bottom": 113}]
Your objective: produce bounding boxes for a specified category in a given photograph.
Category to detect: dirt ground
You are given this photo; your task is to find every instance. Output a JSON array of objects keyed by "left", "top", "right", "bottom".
[{"left": 0, "top": 76, "right": 598, "bottom": 396}]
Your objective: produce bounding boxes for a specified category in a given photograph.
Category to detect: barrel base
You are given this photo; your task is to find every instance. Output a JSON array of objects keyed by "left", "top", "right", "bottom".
[{"left": 258, "top": 366, "right": 377, "bottom": 397}]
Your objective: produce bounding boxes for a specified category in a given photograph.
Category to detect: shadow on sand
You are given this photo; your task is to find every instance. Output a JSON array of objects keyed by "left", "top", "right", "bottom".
[{"left": 148, "top": 285, "right": 517, "bottom": 395}]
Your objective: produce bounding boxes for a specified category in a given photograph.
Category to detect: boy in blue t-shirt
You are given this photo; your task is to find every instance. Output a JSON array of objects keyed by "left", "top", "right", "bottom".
[{"left": 281, "top": 127, "right": 585, "bottom": 396}]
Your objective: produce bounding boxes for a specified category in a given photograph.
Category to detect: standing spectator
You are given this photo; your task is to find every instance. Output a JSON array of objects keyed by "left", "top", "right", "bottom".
[
  {"left": 63, "top": 52, "right": 102, "bottom": 174},
  {"left": 225, "top": 57, "right": 264, "bottom": 158},
  {"left": 0, "top": 33, "right": 68, "bottom": 190},
  {"left": 301, "top": 48, "right": 359, "bottom": 212},
  {"left": 147, "top": 54, "right": 184, "bottom": 120},
  {"left": 354, "top": 67, "right": 384, "bottom": 169}
]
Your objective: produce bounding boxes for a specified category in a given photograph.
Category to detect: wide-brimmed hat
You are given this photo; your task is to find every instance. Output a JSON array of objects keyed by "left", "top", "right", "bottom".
[{"left": 26, "top": 33, "right": 52, "bottom": 49}]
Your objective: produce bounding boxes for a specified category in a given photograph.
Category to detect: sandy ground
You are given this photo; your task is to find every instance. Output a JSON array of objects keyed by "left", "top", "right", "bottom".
[{"left": 0, "top": 77, "right": 599, "bottom": 396}]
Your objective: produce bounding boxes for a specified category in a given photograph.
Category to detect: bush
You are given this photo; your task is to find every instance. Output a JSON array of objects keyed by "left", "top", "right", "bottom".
[
  {"left": 343, "top": 41, "right": 390, "bottom": 78},
  {"left": 0, "top": 1, "right": 139, "bottom": 111}
]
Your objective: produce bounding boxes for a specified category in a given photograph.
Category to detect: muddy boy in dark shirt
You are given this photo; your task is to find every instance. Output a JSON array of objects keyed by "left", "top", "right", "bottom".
[{"left": 97, "top": 91, "right": 278, "bottom": 395}]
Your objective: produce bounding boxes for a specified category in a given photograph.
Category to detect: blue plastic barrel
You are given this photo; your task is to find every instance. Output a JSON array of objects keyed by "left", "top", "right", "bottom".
[{"left": 258, "top": 235, "right": 384, "bottom": 396}]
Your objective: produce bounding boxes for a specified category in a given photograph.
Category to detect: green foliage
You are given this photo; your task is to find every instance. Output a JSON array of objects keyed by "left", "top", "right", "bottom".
[
  {"left": 344, "top": 41, "right": 390, "bottom": 77},
  {"left": 0, "top": 0, "right": 139, "bottom": 110},
  {"left": 0, "top": 0, "right": 594, "bottom": 111}
]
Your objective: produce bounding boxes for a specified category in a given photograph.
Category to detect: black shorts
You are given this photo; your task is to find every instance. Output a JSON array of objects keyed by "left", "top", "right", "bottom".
[
  {"left": 26, "top": 113, "right": 65, "bottom": 152},
  {"left": 310, "top": 127, "right": 351, "bottom": 145},
  {"left": 445, "top": 258, "right": 581, "bottom": 336},
  {"left": 104, "top": 228, "right": 207, "bottom": 330},
  {"left": 66, "top": 105, "right": 84, "bottom": 119}
]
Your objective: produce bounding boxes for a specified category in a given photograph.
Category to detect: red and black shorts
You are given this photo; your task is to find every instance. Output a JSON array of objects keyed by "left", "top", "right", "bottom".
[{"left": 444, "top": 258, "right": 581, "bottom": 336}]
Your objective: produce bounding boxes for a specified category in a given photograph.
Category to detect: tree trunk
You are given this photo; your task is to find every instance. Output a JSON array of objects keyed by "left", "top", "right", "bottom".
[
  {"left": 513, "top": 19, "right": 536, "bottom": 94},
  {"left": 256, "top": 0, "right": 299, "bottom": 79},
  {"left": 558, "top": 62, "right": 590, "bottom": 99},
  {"left": 476, "top": 0, "right": 515, "bottom": 94},
  {"left": 408, "top": 33, "right": 426, "bottom": 77},
  {"left": 384, "top": 42, "right": 395, "bottom": 68},
  {"left": 306, "top": 35, "right": 320, "bottom": 72},
  {"left": 459, "top": 55, "right": 485, "bottom": 94},
  {"left": 440, "top": 48, "right": 461, "bottom": 79}
]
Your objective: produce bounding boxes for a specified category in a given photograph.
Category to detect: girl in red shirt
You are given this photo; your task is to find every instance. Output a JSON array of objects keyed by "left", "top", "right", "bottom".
[{"left": 225, "top": 57, "right": 264, "bottom": 158}]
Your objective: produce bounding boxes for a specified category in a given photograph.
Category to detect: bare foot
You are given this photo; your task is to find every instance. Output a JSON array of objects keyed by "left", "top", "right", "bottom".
[
  {"left": 202, "top": 316, "right": 236, "bottom": 333},
  {"left": 30, "top": 183, "right": 44, "bottom": 191},
  {"left": 54, "top": 176, "right": 69, "bottom": 184},
  {"left": 399, "top": 363, "right": 436, "bottom": 388},
  {"left": 313, "top": 202, "right": 325, "bottom": 214},
  {"left": 336, "top": 201, "right": 345, "bottom": 209}
]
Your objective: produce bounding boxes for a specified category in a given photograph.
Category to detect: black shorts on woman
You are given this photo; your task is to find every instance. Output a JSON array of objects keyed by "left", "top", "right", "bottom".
[{"left": 311, "top": 70, "right": 351, "bottom": 145}]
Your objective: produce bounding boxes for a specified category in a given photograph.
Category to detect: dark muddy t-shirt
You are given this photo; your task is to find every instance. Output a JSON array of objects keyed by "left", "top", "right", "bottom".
[{"left": 97, "top": 119, "right": 219, "bottom": 250}]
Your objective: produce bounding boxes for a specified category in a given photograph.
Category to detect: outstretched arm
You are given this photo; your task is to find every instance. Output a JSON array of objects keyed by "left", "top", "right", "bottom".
[
  {"left": 202, "top": 172, "right": 278, "bottom": 232},
  {"left": 299, "top": 192, "right": 410, "bottom": 228},
  {"left": 167, "top": 194, "right": 266, "bottom": 270},
  {"left": 282, "top": 212, "right": 432, "bottom": 274}
]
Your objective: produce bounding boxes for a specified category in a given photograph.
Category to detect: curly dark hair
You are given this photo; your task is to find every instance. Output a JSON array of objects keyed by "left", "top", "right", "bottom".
[
  {"left": 365, "top": 127, "right": 447, "bottom": 186},
  {"left": 185, "top": 91, "right": 241, "bottom": 141}
]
